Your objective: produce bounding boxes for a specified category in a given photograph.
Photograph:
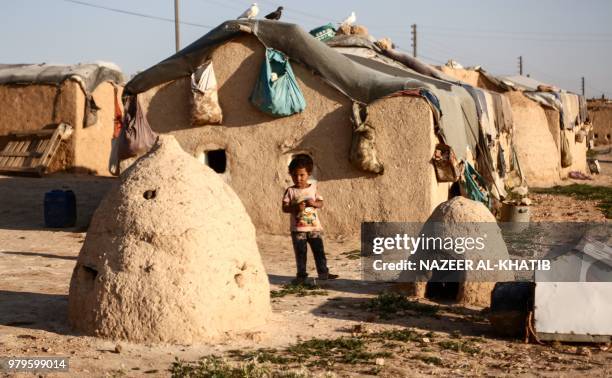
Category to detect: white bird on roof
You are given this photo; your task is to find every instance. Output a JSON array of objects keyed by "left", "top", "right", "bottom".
[
  {"left": 237, "top": 3, "right": 259, "bottom": 19},
  {"left": 340, "top": 11, "right": 356, "bottom": 26}
]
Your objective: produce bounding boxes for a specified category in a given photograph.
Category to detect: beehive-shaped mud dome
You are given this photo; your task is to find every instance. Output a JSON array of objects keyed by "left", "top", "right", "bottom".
[
  {"left": 399, "top": 196, "right": 514, "bottom": 307},
  {"left": 68, "top": 135, "right": 271, "bottom": 343}
]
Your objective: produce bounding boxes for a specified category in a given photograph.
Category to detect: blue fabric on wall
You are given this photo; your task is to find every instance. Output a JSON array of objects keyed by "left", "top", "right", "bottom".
[
  {"left": 463, "top": 161, "right": 491, "bottom": 209},
  {"left": 250, "top": 48, "right": 306, "bottom": 117}
]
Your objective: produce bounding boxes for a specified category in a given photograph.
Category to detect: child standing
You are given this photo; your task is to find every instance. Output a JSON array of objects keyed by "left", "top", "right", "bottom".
[{"left": 282, "top": 154, "right": 338, "bottom": 283}]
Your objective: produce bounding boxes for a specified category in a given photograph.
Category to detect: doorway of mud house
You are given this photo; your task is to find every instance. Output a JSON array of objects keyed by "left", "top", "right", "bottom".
[{"left": 425, "top": 282, "right": 460, "bottom": 302}]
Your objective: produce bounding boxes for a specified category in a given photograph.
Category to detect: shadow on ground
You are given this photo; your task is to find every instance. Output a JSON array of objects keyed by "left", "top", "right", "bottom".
[
  {"left": 268, "top": 274, "right": 510, "bottom": 341},
  {"left": 0, "top": 291, "right": 73, "bottom": 335},
  {"left": 2, "top": 251, "right": 76, "bottom": 261},
  {"left": 268, "top": 274, "right": 394, "bottom": 295},
  {"left": 0, "top": 175, "right": 115, "bottom": 231}
]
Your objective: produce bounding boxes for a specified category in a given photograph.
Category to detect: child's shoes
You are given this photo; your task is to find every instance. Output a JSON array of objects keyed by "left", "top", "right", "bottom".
[
  {"left": 291, "top": 276, "right": 307, "bottom": 285},
  {"left": 318, "top": 273, "right": 339, "bottom": 280}
]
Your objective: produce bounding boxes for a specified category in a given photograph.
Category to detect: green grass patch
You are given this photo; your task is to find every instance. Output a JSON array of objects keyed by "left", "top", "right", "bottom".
[
  {"left": 366, "top": 292, "right": 439, "bottom": 318},
  {"left": 414, "top": 354, "right": 443, "bottom": 366},
  {"left": 341, "top": 249, "right": 361, "bottom": 260},
  {"left": 270, "top": 283, "right": 328, "bottom": 298},
  {"left": 533, "top": 184, "right": 612, "bottom": 218},
  {"left": 369, "top": 328, "right": 422, "bottom": 343},
  {"left": 242, "top": 349, "right": 292, "bottom": 364},
  {"left": 169, "top": 356, "right": 270, "bottom": 378},
  {"left": 287, "top": 337, "right": 391, "bottom": 366},
  {"left": 438, "top": 340, "right": 481, "bottom": 355}
]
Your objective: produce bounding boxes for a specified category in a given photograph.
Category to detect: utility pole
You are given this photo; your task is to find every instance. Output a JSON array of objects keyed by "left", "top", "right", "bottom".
[
  {"left": 518, "top": 56, "right": 523, "bottom": 75},
  {"left": 411, "top": 24, "right": 417, "bottom": 58},
  {"left": 581, "top": 77, "right": 585, "bottom": 96},
  {"left": 174, "top": 0, "right": 180, "bottom": 52}
]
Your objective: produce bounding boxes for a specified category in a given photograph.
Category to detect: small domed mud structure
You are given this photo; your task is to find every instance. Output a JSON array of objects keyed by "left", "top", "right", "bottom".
[
  {"left": 398, "top": 196, "right": 514, "bottom": 307},
  {"left": 68, "top": 135, "right": 271, "bottom": 343}
]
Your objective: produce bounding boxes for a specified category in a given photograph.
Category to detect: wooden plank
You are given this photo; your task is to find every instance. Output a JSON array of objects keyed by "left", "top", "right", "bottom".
[
  {"left": 0, "top": 141, "right": 18, "bottom": 167},
  {"left": 37, "top": 135, "right": 55, "bottom": 171},
  {"left": 35, "top": 138, "right": 50, "bottom": 171},
  {"left": 13, "top": 139, "right": 30, "bottom": 169},
  {"left": 10, "top": 129, "right": 55, "bottom": 137},
  {"left": 24, "top": 139, "right": 42, "bottom": 168},
  {"left": 20, "top": 139, "right": 39, "bottom": 168},
  {"left": 0, "top": 141, "right": 13, "bottom": 167},
  {"left": 38, "top": 126, "right": 64, "bottom": 173},
  {"left": 0, "top": 124, "right": 70, "bottom": 175},
  {"left": 0, "top": 151, "right": 43, "bottom": 158},
  {"left": 0, "top": 166, "right": 40, "bottom": 173},
  {"left": 5, "top": 140, "right": 25, "bottom": 168}
]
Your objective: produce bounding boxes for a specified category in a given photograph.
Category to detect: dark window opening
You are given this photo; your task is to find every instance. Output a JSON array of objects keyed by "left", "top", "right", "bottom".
[
  {"left": 448, "top": 182, "right": 461, "bottom": 199},
  {"left": 594, "top": 133, "right": 599, "bottom": 138},
  {"left": 206, "top": 149, "right": 226, "bottom": 173},
  {"left": 425, "top": 282, "right": 460, "bottom": 302},
  {"left": 607, "top": 134, "right": 611, "bottom": 140}
]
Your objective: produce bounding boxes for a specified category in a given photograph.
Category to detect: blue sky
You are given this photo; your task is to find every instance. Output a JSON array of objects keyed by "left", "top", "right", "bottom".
[{"left": 1, "top": 0, "right": 611, "bottom": 97}]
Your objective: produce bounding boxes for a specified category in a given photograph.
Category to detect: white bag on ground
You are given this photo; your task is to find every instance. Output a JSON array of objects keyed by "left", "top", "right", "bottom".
[{"left": 191, "top": 61, "right": 223, "bottom": 125}]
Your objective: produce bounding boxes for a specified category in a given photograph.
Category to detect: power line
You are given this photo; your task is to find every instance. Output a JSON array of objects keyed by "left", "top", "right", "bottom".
[
  {"left": 419, "top": 24, "right": 612, "bottom": 37},
  {"left": 230, "top": 0, "right": 330, "bottom": 23},
  {"left": 62, "top": 0, "right": 213, "bottom": 29},
  {"left": 420, "top": 31, "right": 612, "bottom": 43},
  {"left": 419, "top": 36, "right": 472, "bottom": 63},
  {"left": 370, "top": 23, "right": 612, "bottom": 38},
  {"left": 585, "top": 84, "right": 612, "bottom": 97},
  {"left": 202, "top": 0, "right": 245, "bottom": 12},
  {"left": 419, "top": 36, "right": 513, "bottom": 73},
  {"left": 417, "top": 54, "right": 446, "bottom": 65}
]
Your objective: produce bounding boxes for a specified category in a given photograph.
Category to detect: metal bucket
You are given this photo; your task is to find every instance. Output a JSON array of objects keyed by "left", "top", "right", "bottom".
[{"left": 500, "top": 202, "right": 530, "bottom": 232}]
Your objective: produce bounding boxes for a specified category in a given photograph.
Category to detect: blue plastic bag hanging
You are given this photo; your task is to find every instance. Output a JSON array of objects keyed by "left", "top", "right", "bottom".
[
  {"left": 250, "top": 48, "right": 306, "bottom": 117},
  {"left": 462, "top": 161, "right": 492, "bottom": 209}
]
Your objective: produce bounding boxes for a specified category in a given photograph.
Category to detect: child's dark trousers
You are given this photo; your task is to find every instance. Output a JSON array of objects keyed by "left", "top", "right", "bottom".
[{"left": 291, "top": 231, "right": 329, "bottom": 278}]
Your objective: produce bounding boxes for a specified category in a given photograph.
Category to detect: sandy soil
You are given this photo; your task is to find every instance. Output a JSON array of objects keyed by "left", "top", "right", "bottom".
[{"left": 0, "top": 170, "right": 610, "bottom": 377}]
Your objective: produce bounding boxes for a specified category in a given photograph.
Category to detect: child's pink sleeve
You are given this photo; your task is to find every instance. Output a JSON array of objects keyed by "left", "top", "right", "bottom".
[{"left": 282, "top": 188, "right": 292, "bottom": 204}]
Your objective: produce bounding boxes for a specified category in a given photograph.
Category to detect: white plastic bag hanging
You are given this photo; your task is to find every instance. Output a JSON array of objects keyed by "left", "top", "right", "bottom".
[{"left": 191, "top": 61, "right": 223, "bottom": 125}]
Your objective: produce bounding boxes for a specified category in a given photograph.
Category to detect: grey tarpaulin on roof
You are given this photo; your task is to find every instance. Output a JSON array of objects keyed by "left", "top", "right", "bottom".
[
  {"left": 126, "top": 20, "right": 425, "bottom": 103},
  {"left": 325, "top": 43, "right": 479, "bottom": 160},
  {"left": 0, "top": 63, "right": 124, "bottom": 94},
  {"left": 0, "top": 63, "right": 124, "bottom": 128},
  {"left": 523, "top": 91, "right": 562, "bottom": 111},
  {"left": 491, "top": 92, "right": 513, "bottom": 133},
  {"left": 504, "top": 75, "right": 588, "bottom": 130},
  {"left": 475, "top": 68, "right": 514, "bottom": 92},
  {"left": 502, "top": 75, "right": 554, "bottom": 92},
  {"left": 327, "top": 34, "right": 452, "bottom": 82},
  {"left": 125, "top": 19, "right": 479, "bottom": 160}
]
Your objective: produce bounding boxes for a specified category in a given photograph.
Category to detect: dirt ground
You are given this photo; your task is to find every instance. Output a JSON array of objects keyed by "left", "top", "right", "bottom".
[{"left": 0, "top": 156, "right": 611, "bottom": 377}]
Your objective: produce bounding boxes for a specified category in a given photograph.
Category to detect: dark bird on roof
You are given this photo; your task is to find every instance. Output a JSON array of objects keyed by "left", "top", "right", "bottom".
[{"left": 264, "top": 6, "right": 283, "bottom": 20}]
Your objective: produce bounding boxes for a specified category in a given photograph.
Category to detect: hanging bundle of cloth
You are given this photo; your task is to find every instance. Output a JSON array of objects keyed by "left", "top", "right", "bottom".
[
  {"left": 191, "top": 61, "right": 223, "bottom": 125},
  {"left": 349, "top": 102, "right": 384, "bottom": 174},
  {"left": 108, "top": 86, "right": 124, "bottom": 175},
  {"left": 560, "top": 128, "right": 573, "bottom": 168},
  {"left": 461, "top": 161, "right": 491, "bottom": 209},
  {"left": 250, "top": 48, "right": 306, "bottom": 117},
  {"left": 117, "top": 95, "right": 157, "bottom": 160},
  {"left": 83, "top": 95, "right": 101, "bottom": 127},
  {"left": 432, "top": 143, "right": 460, "bottom": 182}
]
